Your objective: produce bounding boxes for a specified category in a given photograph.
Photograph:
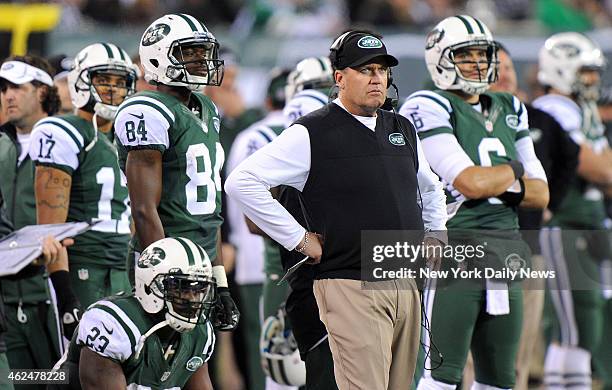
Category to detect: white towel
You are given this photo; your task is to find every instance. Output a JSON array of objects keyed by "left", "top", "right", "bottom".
[{"left": 485, "top": 279, "right": 510, "bottom": 315}]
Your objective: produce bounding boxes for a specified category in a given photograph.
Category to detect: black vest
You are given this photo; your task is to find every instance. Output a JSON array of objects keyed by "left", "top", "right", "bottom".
[{"left": 295, "top": 103, "right": 424, "bottom": 279}]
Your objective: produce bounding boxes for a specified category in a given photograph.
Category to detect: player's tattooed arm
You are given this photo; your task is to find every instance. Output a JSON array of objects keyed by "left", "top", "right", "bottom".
[
  {"left": 35, "top": 166, "right": 71, "bottom": 223},
  {"left": 126, "top": 149, "right": 165, "bottom": 249},
  {"left": 79, "top": 347, "right": 127, "bottom": 390},
  {"left": 34, "top": 166, "right": 72, "bottom": 274},
  {"left": 184, "top": 362, "right": 214, "bottom": 390}
]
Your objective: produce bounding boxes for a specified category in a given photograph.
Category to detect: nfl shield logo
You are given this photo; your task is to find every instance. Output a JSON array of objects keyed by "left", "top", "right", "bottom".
[
  {"left": 78, "top": 268, "right": 89, "bottom": 280},
  {"left": 160, "top": 371, "right": 171, "bottom": 382}
]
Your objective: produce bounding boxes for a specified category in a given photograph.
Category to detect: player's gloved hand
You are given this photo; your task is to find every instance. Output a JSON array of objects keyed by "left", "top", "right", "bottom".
[
  {"left": 498, "top": 178, "right": 525, "bottom": 206},
  {"left": 211, "top": 265, "right": 240, "bottom": 331},
  {"left": 50, "top": 270, "right": 82, "bottom": 338},
  {"left": 213, "top": 287, "right": 240, "bottom": 331}
]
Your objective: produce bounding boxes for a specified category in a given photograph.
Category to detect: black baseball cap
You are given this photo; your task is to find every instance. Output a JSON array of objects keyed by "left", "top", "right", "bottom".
[{"left": 332, "top": 32, "right": 399, "bottom": 70}]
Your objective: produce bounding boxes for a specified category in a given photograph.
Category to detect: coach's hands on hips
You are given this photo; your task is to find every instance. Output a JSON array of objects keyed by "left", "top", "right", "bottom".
[
  {"left": 295, "top": 231, "right": 323, "bottom": 264},
  {"left": 211, "top": 265, "right": 240, "bottom": 331}
]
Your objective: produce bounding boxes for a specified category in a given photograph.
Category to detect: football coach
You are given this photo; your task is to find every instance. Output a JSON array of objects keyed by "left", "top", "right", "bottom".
[{"left": 225, "top": 30, "right": 447, "bottom": 390}]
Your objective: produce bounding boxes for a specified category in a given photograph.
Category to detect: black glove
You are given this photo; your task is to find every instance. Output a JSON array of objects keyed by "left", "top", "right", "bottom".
[
  {"left": 498, "top": 178, "right": 525, "bottom": 206},
  {"left": 50, "top": 270, "right": 82, "bottom": 338},
  {"left": 212, "top": 287, "right": 240, "bottom": 331}
]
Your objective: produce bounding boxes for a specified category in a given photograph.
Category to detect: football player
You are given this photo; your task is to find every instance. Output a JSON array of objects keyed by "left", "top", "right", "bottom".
[
  {"left": 29, "top": 43, "right": 136, "bottom": 338},
  {"left": 52, "top": 237, "right": 216, "bottom": 389},
  {"left": 114, "top": 14, "right": 239, "bottom": 331},
  {"left": 283, "top": 56, "right": 335, "bottom": 124},
  {"left": 400, "top": 15, "right": 549, "bottom": 389},
  {"left": 533, "top": 32, "right": 612, "bottom": 390}
]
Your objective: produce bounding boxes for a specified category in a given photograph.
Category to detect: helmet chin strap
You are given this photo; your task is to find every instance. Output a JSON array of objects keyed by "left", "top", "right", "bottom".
[
  {"left": 84, "top": 111, "right": 100, "bottom": 152},
  {"left": 134, "top": 319, "right": 169, "bottom": 360},
  {"left": 84, "top": 103, "right": 117, "bottom": 152}
]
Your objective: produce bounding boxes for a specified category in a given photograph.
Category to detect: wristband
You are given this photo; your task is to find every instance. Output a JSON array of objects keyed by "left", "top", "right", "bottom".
[
  {"left": 212, "top": 265, "right": 228, "bottom": 288},
  {"left": 295, "top": 232, "right": 309, "bottom": 254},
  {"left": 507, "top": 160, "right": 524, "bottom": 180}
]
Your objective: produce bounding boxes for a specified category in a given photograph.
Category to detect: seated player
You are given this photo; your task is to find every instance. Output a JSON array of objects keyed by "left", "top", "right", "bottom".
[{"left": 52, "top": 237, "right": 217, "bottom": 390}]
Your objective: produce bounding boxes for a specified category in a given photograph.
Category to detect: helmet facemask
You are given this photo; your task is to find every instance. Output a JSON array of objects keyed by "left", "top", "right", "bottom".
[
  {"left": 167, "top": 37, "right": 224, "bottom": 91},
  {"left": 74, "top": 64, "right": 136, "bottom": 120},
  {"left": 574, "top": 65, "right": 604, "bottom": 101},
  {"left": 149, "top": 272, "right": 216, "bottom": 333},
  {"left": 440, "top": 41, "right": 499, "bottom": 95}
]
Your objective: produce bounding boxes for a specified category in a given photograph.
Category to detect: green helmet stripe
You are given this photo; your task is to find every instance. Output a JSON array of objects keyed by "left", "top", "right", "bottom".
[
  {"left": 101, "top": 43, "right": 115, "bottom": 59},
  {"left": 316, "top": 57, "right": 327, "bottom": 72},
  {"left": 455, "top": 15, "right": 474, "bottom": 34},
  {"left": 471, "top": 16, "right": 486, "bottom": 34},
  {"left": 175, "top": 237, "right": 195, "bottom": 266},
  {"left": 113, "top": 44, "right": 127, "bottom": 61},
  {"left": 194, "top": 242, "right": 206, "bottom": 266},
  {"left": 176, "top": 13, "right": 198, "bottom": 32}
]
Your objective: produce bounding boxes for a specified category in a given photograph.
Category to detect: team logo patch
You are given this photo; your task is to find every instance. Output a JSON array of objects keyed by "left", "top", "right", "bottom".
[
  {"left": 186, "top": 356, "right": 204, "bottom": 372},
  {"left": 357, "top": 36, "right": 383, "bottom": 49},
  {"left": 388, "top": 133, "right": 406, "bottom": 146},
  {"left": 138, "top": 247, "right": 166, "bottom": 268},
  {"left": 78, "top": 268, "right": 89, "bottom": 280},
  {"left": 213, "top": 117, "right": 221, "bottom": 133},
  {"left": 425, "top": 28, "right": 445, "bottom": 50},
  {"left": 1, "top": 63, "right": 14, "bottom": 71},
  {"left": 141, "top": 23, "right": 171, "bottom": 47},
  {"left": 505, "top": 114, "right": 519, "bottom": 129}
]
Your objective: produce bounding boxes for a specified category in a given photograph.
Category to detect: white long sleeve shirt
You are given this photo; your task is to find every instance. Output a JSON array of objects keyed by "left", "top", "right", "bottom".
[{"left": 225, "top": 99, "right": 447, "bottom": 251}]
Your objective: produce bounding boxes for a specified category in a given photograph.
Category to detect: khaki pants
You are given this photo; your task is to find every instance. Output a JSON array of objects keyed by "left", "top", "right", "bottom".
[{"left": 313, "top": 279, "right": 421, "bottom": 390}]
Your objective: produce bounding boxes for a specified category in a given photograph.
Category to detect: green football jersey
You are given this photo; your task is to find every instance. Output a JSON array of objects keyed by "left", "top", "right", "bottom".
[
  {"left": 30, "top": 115, "right": 130, "bottom": 267},
  {"left": 115, "top": 91, "right": 223, "bottom": 258},
  {"left": 532, "top": 94, "right": 608, "bottom": 228},
  {"left": 63, "top": 294, "right": 214, "bottom": 389},
  {"left": 402, "top": 90, "right": 530, "bottom": 230}
]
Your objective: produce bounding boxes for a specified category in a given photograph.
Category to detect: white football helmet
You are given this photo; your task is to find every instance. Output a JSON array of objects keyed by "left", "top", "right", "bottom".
[
  {"left": 139, "top": 14, "right": 224, "bottom": 91},
  {"left": 285, "top": 56, "right": 334, "bottom": 101},
  {"left": 538, "top": 32, "right": 606, "bottom": 100},
  {"left": 68, "top": 43, "right": 137, "bottom": 120},
  {"left": 260, "top": 305, "right": 306, "bottom": 386},
  {"left": 135, "top": 237, "right": 216, "bottom": 333},
  {"left": 425, "top": 15, "right": 499, "bottom": 95}
]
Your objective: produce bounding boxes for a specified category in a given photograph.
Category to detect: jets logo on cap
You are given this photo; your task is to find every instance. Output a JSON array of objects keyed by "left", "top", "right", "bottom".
[
  {"left": 357, "top": 36, "right": 383, "bottom": 49},
  {"left": 1, "top": 63, "right": 14, "bottom": 71}
]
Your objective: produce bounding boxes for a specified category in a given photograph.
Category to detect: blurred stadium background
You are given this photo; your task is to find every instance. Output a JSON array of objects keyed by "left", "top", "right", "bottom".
[{"left": 1, "top": 0, "right": 611, "bottom": 107}]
